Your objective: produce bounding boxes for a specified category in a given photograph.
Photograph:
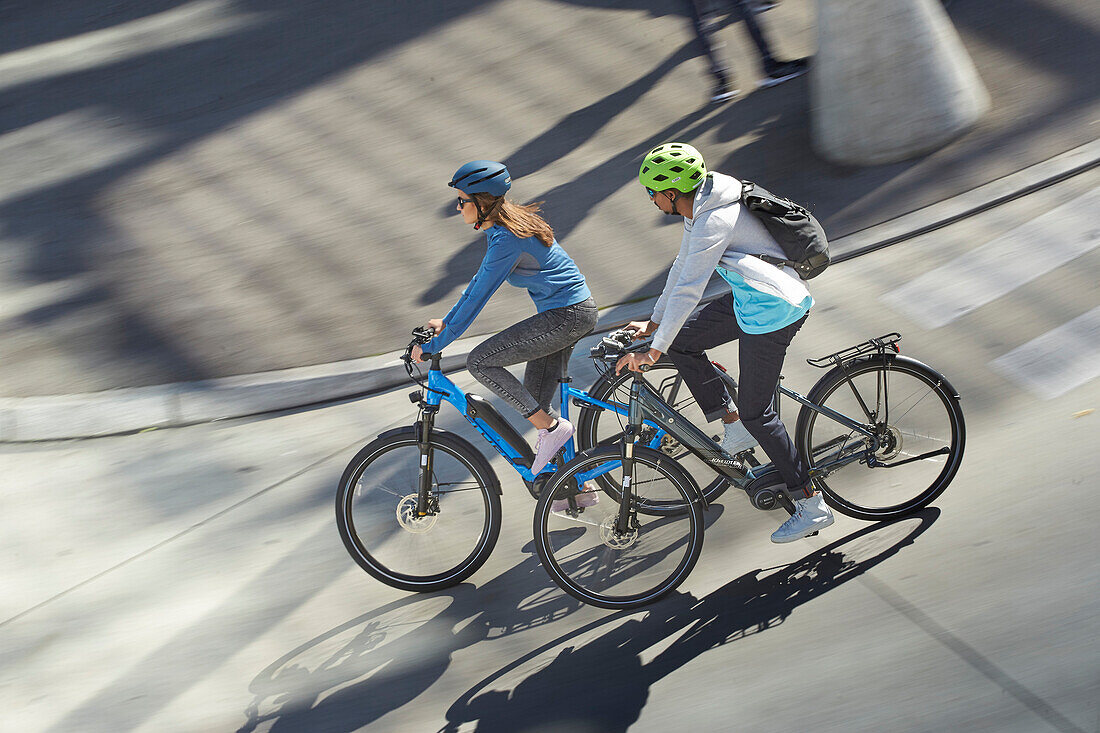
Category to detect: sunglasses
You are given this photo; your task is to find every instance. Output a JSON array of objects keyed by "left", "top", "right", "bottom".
[
  {"left": 646, "top": 188, "right": 657, "bottom": 198},
  {"left": 457, "top": 196, "right": 475, "bottom": 207}
]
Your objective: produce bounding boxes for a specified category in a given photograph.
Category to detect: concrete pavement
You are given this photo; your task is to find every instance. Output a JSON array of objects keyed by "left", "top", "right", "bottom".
[{"left": 3, "top": 0, "right": 1099, "bottom": 399}]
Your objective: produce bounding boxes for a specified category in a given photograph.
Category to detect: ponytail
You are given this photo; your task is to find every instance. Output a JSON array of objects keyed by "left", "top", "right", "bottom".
[{"left": 472, "top": 193, "right": 555, "bottom": 246}]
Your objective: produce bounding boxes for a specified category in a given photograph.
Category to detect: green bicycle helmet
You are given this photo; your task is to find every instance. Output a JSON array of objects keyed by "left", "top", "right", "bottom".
[{"left": 639, "top": 142, "right": 707, "bottom": 193}]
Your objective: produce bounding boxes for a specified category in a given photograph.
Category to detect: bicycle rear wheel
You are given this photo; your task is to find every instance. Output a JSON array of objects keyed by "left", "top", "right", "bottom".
[
  {"left": 533, "top": 446, "right": 704, "bottom": 610},
  {"left": 795, "top": 355, "right": 965, "bottom": 521},
  {"left": 336, "top": 428, "right": 502, "bottom": 592},
  {"left": 577, "top": 360, "right": 737, "bottom": 506}
]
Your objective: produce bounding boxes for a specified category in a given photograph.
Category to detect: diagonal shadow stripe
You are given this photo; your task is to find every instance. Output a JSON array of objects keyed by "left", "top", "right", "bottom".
[{"left": 859, "top": 573, "right": 1087, "bottom": 733}]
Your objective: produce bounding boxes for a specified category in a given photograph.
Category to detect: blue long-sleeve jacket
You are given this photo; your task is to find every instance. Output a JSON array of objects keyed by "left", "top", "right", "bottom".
[{"left": 422, "top": 226, "right": 592, "bottom": 354}]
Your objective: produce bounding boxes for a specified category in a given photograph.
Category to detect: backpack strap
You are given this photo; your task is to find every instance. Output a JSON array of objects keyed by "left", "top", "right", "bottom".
[{"left": 741, "top": 180, "right": 798, "bottom": 270}]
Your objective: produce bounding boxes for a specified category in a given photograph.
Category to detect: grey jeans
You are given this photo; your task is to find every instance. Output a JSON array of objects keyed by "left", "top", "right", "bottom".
[{"left": 467, "top": 297, "right": 598, "bottom": 419}]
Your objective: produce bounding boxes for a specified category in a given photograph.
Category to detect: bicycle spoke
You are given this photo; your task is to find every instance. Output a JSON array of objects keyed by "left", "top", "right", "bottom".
[
  {"left": 338, "top": 437, "right": 500, "bottom": 588},
  {"left": 536, "top": 447, "right": 703, "bottom": 608},
  {"left": 801, "top": 360, "right": 963, "bottom": 519},
  {"left": 888, "top": 384, "right": 939, "bottom": 424}
]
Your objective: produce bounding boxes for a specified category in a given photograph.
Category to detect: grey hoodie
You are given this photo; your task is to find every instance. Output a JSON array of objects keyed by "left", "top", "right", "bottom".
[{"left": 650, "top": 172, "right": 812, "bottom": 353}]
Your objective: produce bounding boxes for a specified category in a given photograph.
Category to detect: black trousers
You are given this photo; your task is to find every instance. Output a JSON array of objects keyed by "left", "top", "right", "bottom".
[{"left": 666, "top": 293, "right": 809, "bottom": 491}]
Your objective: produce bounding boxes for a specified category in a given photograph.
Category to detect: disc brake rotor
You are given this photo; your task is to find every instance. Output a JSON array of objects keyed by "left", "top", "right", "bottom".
[
  {"left": 396, "top": 493, "right": 438, "bottom": 533},
  {"left": 599, "top": 515, "right": 638, "bottom": 549},
  {"left": 876, "top": 425, "right": 903, "bottom": 460}
]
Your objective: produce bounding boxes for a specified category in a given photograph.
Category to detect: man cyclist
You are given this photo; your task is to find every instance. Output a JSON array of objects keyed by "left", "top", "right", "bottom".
[{"left": 616, "top": 142, "right": 833, "bottom": 543}]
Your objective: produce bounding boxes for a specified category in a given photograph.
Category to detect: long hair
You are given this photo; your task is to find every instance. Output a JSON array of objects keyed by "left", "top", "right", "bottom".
[{"left": 473, "top": 193, "right": 554, "bottom": 246}]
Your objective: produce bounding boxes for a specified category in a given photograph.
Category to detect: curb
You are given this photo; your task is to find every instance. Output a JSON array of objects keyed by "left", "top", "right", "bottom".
[
  {"left": 3, "top": 139, "right": 1097, "bottom": 442},
  {"left": 0, "top": 292, "right": 702, "bottom": 442}
]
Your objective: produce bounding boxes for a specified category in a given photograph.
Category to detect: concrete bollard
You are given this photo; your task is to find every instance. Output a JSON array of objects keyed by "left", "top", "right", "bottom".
[{"left": 811, "top": 0, "right": 990, "bottom": 166}]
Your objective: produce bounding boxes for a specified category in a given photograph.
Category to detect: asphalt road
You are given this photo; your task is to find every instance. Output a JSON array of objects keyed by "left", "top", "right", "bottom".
[{"left": 3, "top": 168, "right": 1098, "bottom": 732}]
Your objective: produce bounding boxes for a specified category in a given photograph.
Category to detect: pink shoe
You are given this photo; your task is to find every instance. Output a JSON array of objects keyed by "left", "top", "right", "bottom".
[
  {"left": 552, "top": 482, "right": 600, "bottom": 513},
  {"left": 531, "top": 419, "right": 575, "bottom": 474}
]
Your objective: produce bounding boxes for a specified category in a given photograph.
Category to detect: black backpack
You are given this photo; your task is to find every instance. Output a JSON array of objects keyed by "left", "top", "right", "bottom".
[{"left": 740, "top": 180, "right": 830, "bottom": 280}]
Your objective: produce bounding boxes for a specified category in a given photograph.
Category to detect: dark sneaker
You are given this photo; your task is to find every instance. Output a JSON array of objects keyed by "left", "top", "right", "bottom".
[
  {"left": 531, "top": 419, "right": 575, "bottom": 474},
  {"left": 758, "top": 58, "right": 809, "bottom": 89}
]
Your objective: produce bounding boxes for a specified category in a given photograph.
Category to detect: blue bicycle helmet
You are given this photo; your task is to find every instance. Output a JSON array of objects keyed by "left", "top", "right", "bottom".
[{"left": 449, "top": 160, "right": 512, "bottom": 197}]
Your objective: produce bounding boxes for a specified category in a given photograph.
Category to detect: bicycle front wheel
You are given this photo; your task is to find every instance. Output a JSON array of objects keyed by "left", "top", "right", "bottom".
[
  {"left": 336, "top": 428, "right": 502, "bottom": 592},
  {"left": 533, "top": 446, "right": 704, "bottom": 610},
  {"left": 796, "top": 355, "right": 965, "bottom": 521}
]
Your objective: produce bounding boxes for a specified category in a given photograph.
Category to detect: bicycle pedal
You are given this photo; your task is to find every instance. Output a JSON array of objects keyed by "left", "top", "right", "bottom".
[{"left": 806, "top": 531, "right": 819, "bottom": 537}]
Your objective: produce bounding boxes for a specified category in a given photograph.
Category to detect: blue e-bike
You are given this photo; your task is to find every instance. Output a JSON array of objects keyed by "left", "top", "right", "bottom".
[{"left": 335, "top": 327, "right": 739, "bottom": 592}]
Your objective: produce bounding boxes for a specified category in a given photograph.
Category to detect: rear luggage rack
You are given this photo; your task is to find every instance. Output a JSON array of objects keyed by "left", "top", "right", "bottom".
[{"left": 807, "top": 332, "right": 901, "bottom": 368}]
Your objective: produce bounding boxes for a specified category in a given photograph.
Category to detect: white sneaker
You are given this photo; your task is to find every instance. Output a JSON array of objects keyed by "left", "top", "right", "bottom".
[
  {"left": 721, "top": 420, "right": 758, "bottom": 456},
  {"left": 531, "top": 419, "right": 575, "bottom": 474},
  {"left": 771, "top": 493, "right": 834, "bottom": 543}
]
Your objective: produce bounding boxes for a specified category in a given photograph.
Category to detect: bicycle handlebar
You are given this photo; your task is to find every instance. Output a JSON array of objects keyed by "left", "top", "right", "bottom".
[
  {"left": 589, "top": 328, "right": 652, "bottom": 371},
  {"left": 403, "top": 326, "right": 438, "bottom": 364}
]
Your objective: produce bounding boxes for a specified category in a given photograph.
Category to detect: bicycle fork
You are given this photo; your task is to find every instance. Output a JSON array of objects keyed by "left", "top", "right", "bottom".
[
  {"left": 415, "top": 405, "right": 439, "bottom": 517},
  {"left": 614, "top": 380, "right": 645, "bottom": 535}
]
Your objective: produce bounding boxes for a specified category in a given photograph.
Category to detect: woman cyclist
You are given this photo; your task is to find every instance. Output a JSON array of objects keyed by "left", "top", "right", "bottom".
[{"left": 413, "top": 160, "right": 599, "bottom": 479}]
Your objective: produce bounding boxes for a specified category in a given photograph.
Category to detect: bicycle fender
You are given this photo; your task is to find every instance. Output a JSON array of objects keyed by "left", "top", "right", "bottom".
[
  {"left": 804, "top": 353, "right": 961, "bottom": 407},
  {"left": 888, "top": 354, "right": 962, "bottom": 399}
]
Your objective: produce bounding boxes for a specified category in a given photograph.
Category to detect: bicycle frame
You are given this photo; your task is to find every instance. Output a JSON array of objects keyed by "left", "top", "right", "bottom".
[
  {"left": 408, "top": 341, "right": 885, "bottom": 522},
  {"left": 567, "top": 369, "right": 879, "bottom": 500},
  {"left": 416, "top": 355, "right": 647, "bottom": 484},
  {"left": 567, "top": 374, "right": 750, "bottom": 493}
]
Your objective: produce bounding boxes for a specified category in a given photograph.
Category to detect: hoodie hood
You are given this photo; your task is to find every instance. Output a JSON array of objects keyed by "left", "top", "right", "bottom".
[{"left": 692, "top": 172, "right": 745, "bottom": 219}]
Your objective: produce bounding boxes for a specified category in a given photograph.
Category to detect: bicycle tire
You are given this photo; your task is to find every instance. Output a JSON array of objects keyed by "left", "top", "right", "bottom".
[
  {"left": 533, "top": 446, "right": 704, "bottom": 610},
  {"left": 336, "top": 428, "right": 502, "bottom": 592},
  {"left": 577, "top": 359, "right": 737, "bottom": 507},
  {"left": 795, "top": 355, "right": 965, "bottom": 521}
]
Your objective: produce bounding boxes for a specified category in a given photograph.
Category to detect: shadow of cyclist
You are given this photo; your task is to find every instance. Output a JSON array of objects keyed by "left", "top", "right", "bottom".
[
  {"left": 236, "top": 532, "right": 586, "bottom": 733},
  {"left": 238, "top": 496, "right": 727, "bottom": 732},
  {"left": 440, "top": 509, "right": 940, "bottom": 732}
]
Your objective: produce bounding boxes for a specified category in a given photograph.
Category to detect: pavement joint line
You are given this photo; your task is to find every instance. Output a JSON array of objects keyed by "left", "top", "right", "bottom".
[
  {"left": 0, "top": 435, "right": 365, "bottom": 630},
  {"left": 859, "top": 573, "right": 1088, "bottom": 733},
  {"left": 2, "top": 138, "right": 1097, "bottom": 443}
]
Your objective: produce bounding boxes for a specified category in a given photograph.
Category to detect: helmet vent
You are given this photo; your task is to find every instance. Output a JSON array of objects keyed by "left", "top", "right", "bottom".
[{"left": 639, "top": 142, "right": 705, "bottom": 193}]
